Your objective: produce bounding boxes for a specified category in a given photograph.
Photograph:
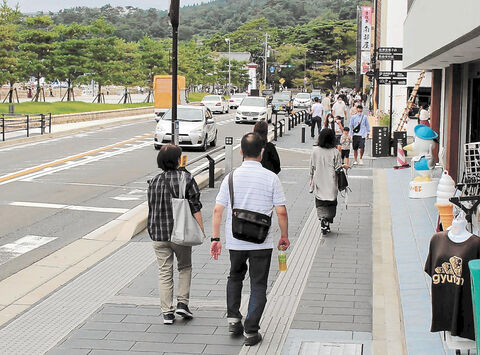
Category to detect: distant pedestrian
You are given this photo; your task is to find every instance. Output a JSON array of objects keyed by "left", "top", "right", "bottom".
[
  {"left": 323, "top": 114, "right": 343, "bottom": 148},
  {"left": 211, "top": 132, "right": 290, "bottom": 347},
  {"left": 310, "top": 128, "right": 342, "bottom": 236},
  {"left": 332, "top": 96, "right": 347, "bottom": 127},
  {"left": 349, "top": 105, "right": 370, "bottom": 166},
  {"left": 254, "top": 121, "right": 281, "bottom": 174},
  {"left": 310, "top": 97, "right": 324, "bottom": 138},
  {"left": 418, "top": 104, "right": 430, "bottom": 126},
  {"left": 340, "top": 127, "right": 352, "bottom": 167},
  {"left": 147, "top": 144, "right": 205, "bottom": 325},
  {"left": 321, "top": 93, "right": 331, "bottom": 116}
]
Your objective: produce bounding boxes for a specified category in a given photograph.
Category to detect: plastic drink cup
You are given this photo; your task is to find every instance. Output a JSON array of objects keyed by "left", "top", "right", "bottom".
[{"left": 278, "top": 248, "right": 287, "bottom": 271}]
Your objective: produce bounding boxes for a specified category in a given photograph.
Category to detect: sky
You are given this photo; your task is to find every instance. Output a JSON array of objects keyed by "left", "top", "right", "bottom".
[{"left": 8, "top": 0, "right": 210, "bottom": 13}]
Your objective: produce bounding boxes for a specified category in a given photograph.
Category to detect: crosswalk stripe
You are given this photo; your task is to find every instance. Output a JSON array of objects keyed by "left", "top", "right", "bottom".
[
  {"left": 8, "top": 201, "right": 129, "bottom": 214},
  {"left": 0, "top": 235, "right": 57, "bottom": 266}
]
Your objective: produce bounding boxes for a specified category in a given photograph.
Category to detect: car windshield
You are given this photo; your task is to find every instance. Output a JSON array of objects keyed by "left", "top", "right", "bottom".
[
  {"left": 240, "top": 98, "right": 265, "bottom": 107},
  {"left": 296, "top": 94, "right": 310, "bottom": 99},
  {"left": 163, "top": 108, "right": 203, "bottom": 122},
  {"left": 273, "top": 94, "right": 289, "bottom": 101},
  {"left": 202, "top": 96, "right": 221, "bottom": 101}
]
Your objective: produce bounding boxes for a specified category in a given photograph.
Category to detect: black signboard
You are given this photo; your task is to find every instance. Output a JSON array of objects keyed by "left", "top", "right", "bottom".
[
  {"left": 378, "top": 78, "right": 407, "bottom": 85},
  {"left": 378, "top": 47, "right": 403, "bottom": 54},
  {"left": 379, "top": 71, "right": 407, "bottom": 78},
  {"left": 372, "top": 126, "right": 390, "bottom": 157},
  {"left": 378, "top": 53, "right": 403, "bottom": 61}
]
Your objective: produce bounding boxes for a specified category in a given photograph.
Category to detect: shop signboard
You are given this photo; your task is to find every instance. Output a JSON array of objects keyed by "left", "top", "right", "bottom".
[
  {"left": 378, "top": 78, "right": 407, "bottom": 85},
  {"left": 372, "top": 126, "right": 390, "bottom": 157},
  {"left": 378, "top": 53, "right": 403, "bottom": 61},
  {"left": 378, "top": 47, "right": 403, "bottom": 54},
  {"left": 360, "top": 6, "right": 373, "bottom": 74},
  {"left": 379, "top": 71, "right": 407, "bottom": 78}
]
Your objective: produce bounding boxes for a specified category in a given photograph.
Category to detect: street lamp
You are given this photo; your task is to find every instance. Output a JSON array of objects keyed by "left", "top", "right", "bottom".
[{"left": 224, "top": 38, "right": 231, "bottom": 94}]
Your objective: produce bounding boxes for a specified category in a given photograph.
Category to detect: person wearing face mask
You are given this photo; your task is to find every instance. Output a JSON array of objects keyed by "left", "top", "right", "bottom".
[
  {"left": 332, "top": 96, "right": 347, "bottom": 128},
  {"left": 324, "top": 114, "right": 343, "bottom": 149}
]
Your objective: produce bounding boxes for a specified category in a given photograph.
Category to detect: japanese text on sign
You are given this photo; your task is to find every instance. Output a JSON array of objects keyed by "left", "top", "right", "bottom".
[{"left": 361, "top": 6, "right": 373, "bottom": 51}]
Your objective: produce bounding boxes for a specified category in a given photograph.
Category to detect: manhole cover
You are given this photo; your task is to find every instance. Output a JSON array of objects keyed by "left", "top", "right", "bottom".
[{"left": 299, "top": 342, "right": 363, "bottom": 355}]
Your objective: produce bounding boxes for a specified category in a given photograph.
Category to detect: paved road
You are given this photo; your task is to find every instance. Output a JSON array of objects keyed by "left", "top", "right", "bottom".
[{"left": 0, "top": 110, "right": 262, "bottom": 281}]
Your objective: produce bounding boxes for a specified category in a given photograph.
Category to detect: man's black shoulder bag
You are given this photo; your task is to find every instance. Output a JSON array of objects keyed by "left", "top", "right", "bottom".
[{"left": 228, "top": 170, "right": 271, "bottom": 244}]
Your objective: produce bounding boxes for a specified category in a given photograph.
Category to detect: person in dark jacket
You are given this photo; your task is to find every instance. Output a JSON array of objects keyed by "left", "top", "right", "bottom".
[{"left": 253, "top": 121, "right": 281, "bottom": 174}]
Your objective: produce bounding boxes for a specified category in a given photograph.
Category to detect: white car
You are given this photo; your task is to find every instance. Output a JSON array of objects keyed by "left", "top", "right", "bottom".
[
  {"left": 229, "top": 93, "right": 248, "bottom": 109},
  {"left": 293, "top": 93, "right": 312, "bottom": 109},
  {"left": 201, "top": 95, "right": 229, "bottom": 114},
  {"left": 235, "top": 97, "right": 272, "bottom": 124},
  {"left": 154, "top": 105, "right": 217, "bottom": 151}
]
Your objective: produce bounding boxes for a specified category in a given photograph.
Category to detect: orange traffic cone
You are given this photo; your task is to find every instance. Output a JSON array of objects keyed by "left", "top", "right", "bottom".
[{"left": 394, "top": 141, "right": 410, "bottom": 169}]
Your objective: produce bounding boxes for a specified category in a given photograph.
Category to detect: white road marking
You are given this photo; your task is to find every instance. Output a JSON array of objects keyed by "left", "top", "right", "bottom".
[
  {"left": 9, "top": 201, "right": 129, "bottom": 214},
  {"left": 347, "top": 175, "right": 373, "bottom": 180},
  {"left": 0, "top": 235, "right": 57, "bottom": 266},
  {"left": 112, "top": 189, "right": 145, "bottom": 201}
]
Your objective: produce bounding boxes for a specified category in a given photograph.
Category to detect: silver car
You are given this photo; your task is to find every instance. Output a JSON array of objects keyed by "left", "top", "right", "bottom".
[
  {"left": 235, "top": 97, "right": 272, "bottom": 124},
  {"left": 201, "top": 95, "right": 230, "bottom": 114}
]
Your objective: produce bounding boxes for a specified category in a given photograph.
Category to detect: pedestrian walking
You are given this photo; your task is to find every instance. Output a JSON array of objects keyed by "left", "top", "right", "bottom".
[
  {"left": 310, "top": 97, "right": 324, "bottom": 138},
  {"left": 349, "top": 105, "right": 370, "bottom": 166},
  {"left": 340, "top": 127, "right": 352, "bottom": 167},
  {"left": 147, "top": 144, "right": 205, "bottom": 325},
  {"left": 310, "top": 128, "right": 342, "bottom": 236},
  {"left": 254, "top": 121, "right": 281, "bottom": 174},
  {"left": 332, "top": 96, "right": 347, "bottom": 127},
  {"left": 321, "top": 93, "right": 331, "bottom": 116},
  {"left": 323, "top": 114, "right": 344, "bottom": 148},
  {"left": 210, "top": 132, "right": 290, "bottom": 346}
]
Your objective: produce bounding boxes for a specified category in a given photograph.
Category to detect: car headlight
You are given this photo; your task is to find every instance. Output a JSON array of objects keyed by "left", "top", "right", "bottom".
[
  {"left": 156, "top": 125, "right": 165, "bottom": 132},
  {"left": 237, "top": 110, "right": 242, "bottom": 115}
]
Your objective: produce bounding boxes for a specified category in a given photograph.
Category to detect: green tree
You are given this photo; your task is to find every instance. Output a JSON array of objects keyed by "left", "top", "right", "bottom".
[
  {"left": 84, "top": 18, "right": 119, "bottom": 103},
  {"left": 113, "top": 40, "right": 144, "bottom": 103},
  {"left": 138, "top": 36, "right": 168, "bottom": 101},
  {"left": 52, "top": 22, "right": 90, "bottom": 101},
  {"left": 0, "top": 0, "right": 21, "bottom": 103},
  {"left": 18, "top": 16, "right": 58, "bottom": 101}
]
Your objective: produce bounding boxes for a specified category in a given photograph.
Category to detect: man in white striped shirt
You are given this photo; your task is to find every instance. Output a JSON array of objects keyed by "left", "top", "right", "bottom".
[{"left": 211, "top": 132, "right": 290, "bottom": 346}]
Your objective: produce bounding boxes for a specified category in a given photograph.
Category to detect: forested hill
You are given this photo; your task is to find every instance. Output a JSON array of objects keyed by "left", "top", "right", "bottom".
[{"left": 49, "top": 0, "right": 367, "bottom": 42}]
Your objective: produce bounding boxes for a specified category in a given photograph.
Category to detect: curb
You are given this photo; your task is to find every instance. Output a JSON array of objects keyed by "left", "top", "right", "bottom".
[{"left": 0, "top": 168, "right": 224, "bottom": 327}]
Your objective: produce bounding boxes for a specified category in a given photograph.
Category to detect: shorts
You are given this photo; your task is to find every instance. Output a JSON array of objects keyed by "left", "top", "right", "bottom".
[
  {"left": 341, "top": 149, "right": 350, "bottom": 159},
  {"left": 352, "top": 135, "right": 365, "bottom": 150},
  {"left": 335, "top": 134, "right": 341, "bottom": 146}
]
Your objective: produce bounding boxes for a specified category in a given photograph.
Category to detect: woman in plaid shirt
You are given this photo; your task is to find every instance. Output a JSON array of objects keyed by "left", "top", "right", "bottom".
[{"left": 147, "top": 144, "right": 204, "bottom": 325}]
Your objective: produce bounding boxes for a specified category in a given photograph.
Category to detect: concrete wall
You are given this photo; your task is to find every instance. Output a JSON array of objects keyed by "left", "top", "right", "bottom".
[
  {"left": 404, "top": 0, "right": 480, "bottom": 68},
  {"left": 51, "top": 107, "right": 153, "bottom": 125}
]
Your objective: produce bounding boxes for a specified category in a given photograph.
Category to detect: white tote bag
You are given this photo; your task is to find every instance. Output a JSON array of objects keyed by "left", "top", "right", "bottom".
[{"left": 169, "top": 172, "right": 205, "bottom": 246}]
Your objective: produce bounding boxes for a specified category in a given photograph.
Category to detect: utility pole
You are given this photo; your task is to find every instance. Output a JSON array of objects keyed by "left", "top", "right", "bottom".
[
  {"left": 263, "top": 33, "right": 268, "bottom": 87},
  {"left": 169, "top": 0, "right": 179, "bottom": 145},
  {"left": 225, "top": 38, "right": 231, "bottom": 94}
]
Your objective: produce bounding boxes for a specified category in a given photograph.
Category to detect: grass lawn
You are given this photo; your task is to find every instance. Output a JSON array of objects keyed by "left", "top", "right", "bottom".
[
  {"left": 187, "top": 92, "right": 209, "bottom": 102},
  {"left": 0, "top": 101, "right": 153, "bottom": 115}
]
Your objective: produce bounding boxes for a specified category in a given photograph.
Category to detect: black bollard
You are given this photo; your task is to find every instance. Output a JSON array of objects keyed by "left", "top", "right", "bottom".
[{"left": 302, "top": 125, "right": 305, "bottom": 143}]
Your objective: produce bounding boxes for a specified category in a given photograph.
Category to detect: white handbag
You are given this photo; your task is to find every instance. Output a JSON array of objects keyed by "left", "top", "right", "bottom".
[{"left": 167, "top": 172, "right": 205, "bottom": 246}]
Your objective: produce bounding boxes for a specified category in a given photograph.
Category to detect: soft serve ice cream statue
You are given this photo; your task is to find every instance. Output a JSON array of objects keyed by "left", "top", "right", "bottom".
[{"left": 403, "top": 124, "right": 439, "bottom": 198}]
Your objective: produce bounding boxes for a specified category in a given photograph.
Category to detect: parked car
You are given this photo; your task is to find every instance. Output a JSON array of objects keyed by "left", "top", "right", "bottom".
[
  {"left": 293, "top": 93, "right": 312, "bottom": 109},
  {"left": 201, "top": 95, "right": 229, "bottom": 114},
  {"left": 229, "top": 93, "right": 248, "bottom": 109},
  {"left": 154, "top": 105, "right": 217, "bottom": 151},
  {"left": 261, "top": 89, "right": 274, "bottom": 104},
  {"left": 235, "top": 97, "right": 272, "bottom": 124},
  {"left": 271, "top": 92, "right": 292, "bottom": 113},
  {"left": 311, "top": 89, "right": 322, "bottom": 101}
]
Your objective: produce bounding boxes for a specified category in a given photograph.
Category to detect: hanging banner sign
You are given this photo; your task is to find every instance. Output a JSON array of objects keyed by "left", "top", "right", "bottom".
[
  {"left": 361, "top": 6, "right": 373, "bottom": 51},
  {"left": 361, "top": 52, "right": 371, "bottom": 74}
]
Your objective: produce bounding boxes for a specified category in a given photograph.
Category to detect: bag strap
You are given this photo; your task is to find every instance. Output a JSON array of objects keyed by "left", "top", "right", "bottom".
[
  {"left": 163, "top": 171, "right": 186, "bottom": 199},
  {"left": 228, "top": 170, "right": 235, "bottom": 208}
]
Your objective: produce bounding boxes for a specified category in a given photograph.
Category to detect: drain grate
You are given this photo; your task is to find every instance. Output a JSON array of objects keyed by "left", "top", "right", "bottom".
[{"left": 299, "top": 342, "right": 363, "bottom": 355}]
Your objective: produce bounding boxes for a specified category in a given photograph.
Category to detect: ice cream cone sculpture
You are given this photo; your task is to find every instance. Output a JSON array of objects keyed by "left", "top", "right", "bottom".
[
  {"left": 435, "top": 203, "right": 454, "bottom": 230},
  {"left": 435, "top": 170, "right": 456, "bottom": 229}
]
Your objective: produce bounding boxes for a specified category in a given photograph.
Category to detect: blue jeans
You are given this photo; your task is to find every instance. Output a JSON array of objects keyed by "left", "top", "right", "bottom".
[{"left": 227, "top": 249, "right": 272, "bottom": 334}]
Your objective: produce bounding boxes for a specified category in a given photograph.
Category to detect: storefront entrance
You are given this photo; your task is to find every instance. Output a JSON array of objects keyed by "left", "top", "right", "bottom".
[{"left": 468, "top": 78, "right": 480, "bottom": 143}]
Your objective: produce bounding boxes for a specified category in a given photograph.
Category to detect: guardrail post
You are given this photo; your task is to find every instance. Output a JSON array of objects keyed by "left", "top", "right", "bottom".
[
  {"left": 302, "top": 124, "right": 306, "bottom": 143},
  {"left": 225, "top": 137, "right": 233, "bottom": 174},
  {"left": 26, "top": 115, "right": 30, "bottom": 137},
  {"left": 295, "top": 113, "right": 299, "bottom": 126},
  {"left": 1, "top": 116, "right": 5, "bottom": 141},
  {"left": 288, "top": 115, "right": 291, "bottom": 131},
  {"left": 302, "top": 110, "right": 305, "bottom": 122},
  {"left": 49, "top": 113, "right": 52, "bottom": 133},
  {"left": 279, "top": 121, "right": 283, "bottom": 137},
  {"left": 40, "top": 114, "right": 45, "bottom": 135},
  {"left": 206, "top": 155, "right": 215, "bottom": 188},
  {"left": 274, "top": 113, "right": 278, "bottom": 141}
]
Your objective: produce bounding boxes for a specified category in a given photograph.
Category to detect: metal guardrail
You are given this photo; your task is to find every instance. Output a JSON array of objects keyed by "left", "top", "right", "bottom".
[
  {"left": 1, "top": 113, "right": 52, "bottom": 141},
  {"left": 186, "top": 145, "right": 228, "bottom": 188},
  {"left": 272, "top": 109, "right": 308, "bottom": 142}
]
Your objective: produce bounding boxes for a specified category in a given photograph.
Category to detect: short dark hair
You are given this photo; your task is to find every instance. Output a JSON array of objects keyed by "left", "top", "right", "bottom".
[
  {"left": 314, "top": 97, "right": 319, "bottom": 102},
  {"left": 253, "top": 121, "right": 268, "bottom": 141},
  {"left": 157, "top": 144, "right": 182, "bottom": 171},
  {"left": 317, "top": 128, "right": 336, "bottom": 149},
  {"left": 241, "top": 132, "right": 264, "bottom": 158},
  {"left": 357, "top": 105, "right": 363, "bottom": 110},
  {"left": 344, "top": 127, "right": 350, "bottom": 132}
]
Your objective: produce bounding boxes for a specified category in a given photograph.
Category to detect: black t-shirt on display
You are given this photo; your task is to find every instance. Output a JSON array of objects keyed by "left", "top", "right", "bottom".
[{"left": 425, "top": 232, "right": 480, "bottom": 340}]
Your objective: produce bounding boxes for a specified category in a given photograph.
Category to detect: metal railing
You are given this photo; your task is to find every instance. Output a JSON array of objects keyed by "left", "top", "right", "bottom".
[
  {"left": 272, "top": 109, "right": 308, "bottom": 141},
  {"left": 1, "top": 113, "right": 52, "bottom": 141},
  {"left": 185, "top": 145, "right": 230, "bottom": 188}
]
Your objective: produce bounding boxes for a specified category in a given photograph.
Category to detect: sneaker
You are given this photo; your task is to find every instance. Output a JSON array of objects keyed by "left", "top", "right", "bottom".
[
  {"left": 163, "top": 313, "right": 175, "bottom": 325},
  {"left": 353, "top": 160, "right": 358, "bottom": 165},
  {"left": 320, "top": 219, "right": 328, "bottom": 236},
  {"left": 326, "top": 222, "right": 331, "bottom": 234},
  {"left": 359, "top": 159, "right": 364, "bottom": 165},
  {"left": 175, "top": 302, "right": 193, "bottom": 319},
  {"left": 244, "top": 332, "right": 262, "bottom": 346},
  {"left": 229, "top": 321, "right": 244, "bottom": 336}
]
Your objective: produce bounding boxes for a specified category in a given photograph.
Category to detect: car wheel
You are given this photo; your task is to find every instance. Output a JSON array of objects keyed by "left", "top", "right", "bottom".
[
  {"left": 210, "top": 131, "right": 217, "bottom": 147},
  {"left": 201, "top": 135, "right": 208, "bottom": 151}
]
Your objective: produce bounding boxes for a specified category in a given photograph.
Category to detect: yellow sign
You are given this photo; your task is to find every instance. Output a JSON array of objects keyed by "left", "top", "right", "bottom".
[
  {"left": 279, "top": 78, "right": 285, "bottom": 85},
  {"left": 180, "top": 155, "right": 188, "bottom": 167}
]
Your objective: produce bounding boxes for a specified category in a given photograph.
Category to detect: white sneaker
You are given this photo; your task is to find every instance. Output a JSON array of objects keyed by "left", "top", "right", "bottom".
[
  {"left": 359, "top": 159, "right": 364, "bottom": 165},
  {"left": 353, "top": 160, "right": 358, "bottom": 165}
]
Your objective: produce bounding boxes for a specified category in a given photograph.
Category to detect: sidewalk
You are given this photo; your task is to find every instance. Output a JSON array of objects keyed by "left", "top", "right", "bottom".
[{"left": 0, "top": 123, "right": 400, "bottom": 355}]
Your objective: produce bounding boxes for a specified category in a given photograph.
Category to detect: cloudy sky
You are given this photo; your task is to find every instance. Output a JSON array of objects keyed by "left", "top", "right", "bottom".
[{"left": 8, "top": 0, "right": 209, "bottom": 13}]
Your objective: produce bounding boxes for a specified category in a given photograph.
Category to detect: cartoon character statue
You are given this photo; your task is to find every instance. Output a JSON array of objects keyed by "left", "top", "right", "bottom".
[{"left": 403, "top": 124, "right": 440, "bottom": 198}]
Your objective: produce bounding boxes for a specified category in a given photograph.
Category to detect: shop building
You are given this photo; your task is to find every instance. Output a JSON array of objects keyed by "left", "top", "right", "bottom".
[{"left": 404, "top": 0, "right": 480, "bottom": 181}]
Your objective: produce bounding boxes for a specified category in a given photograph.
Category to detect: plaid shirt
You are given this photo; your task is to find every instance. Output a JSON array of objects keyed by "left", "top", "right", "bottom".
[{"left": 147, "top": 169, "right": 202, "bottom": 242}]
